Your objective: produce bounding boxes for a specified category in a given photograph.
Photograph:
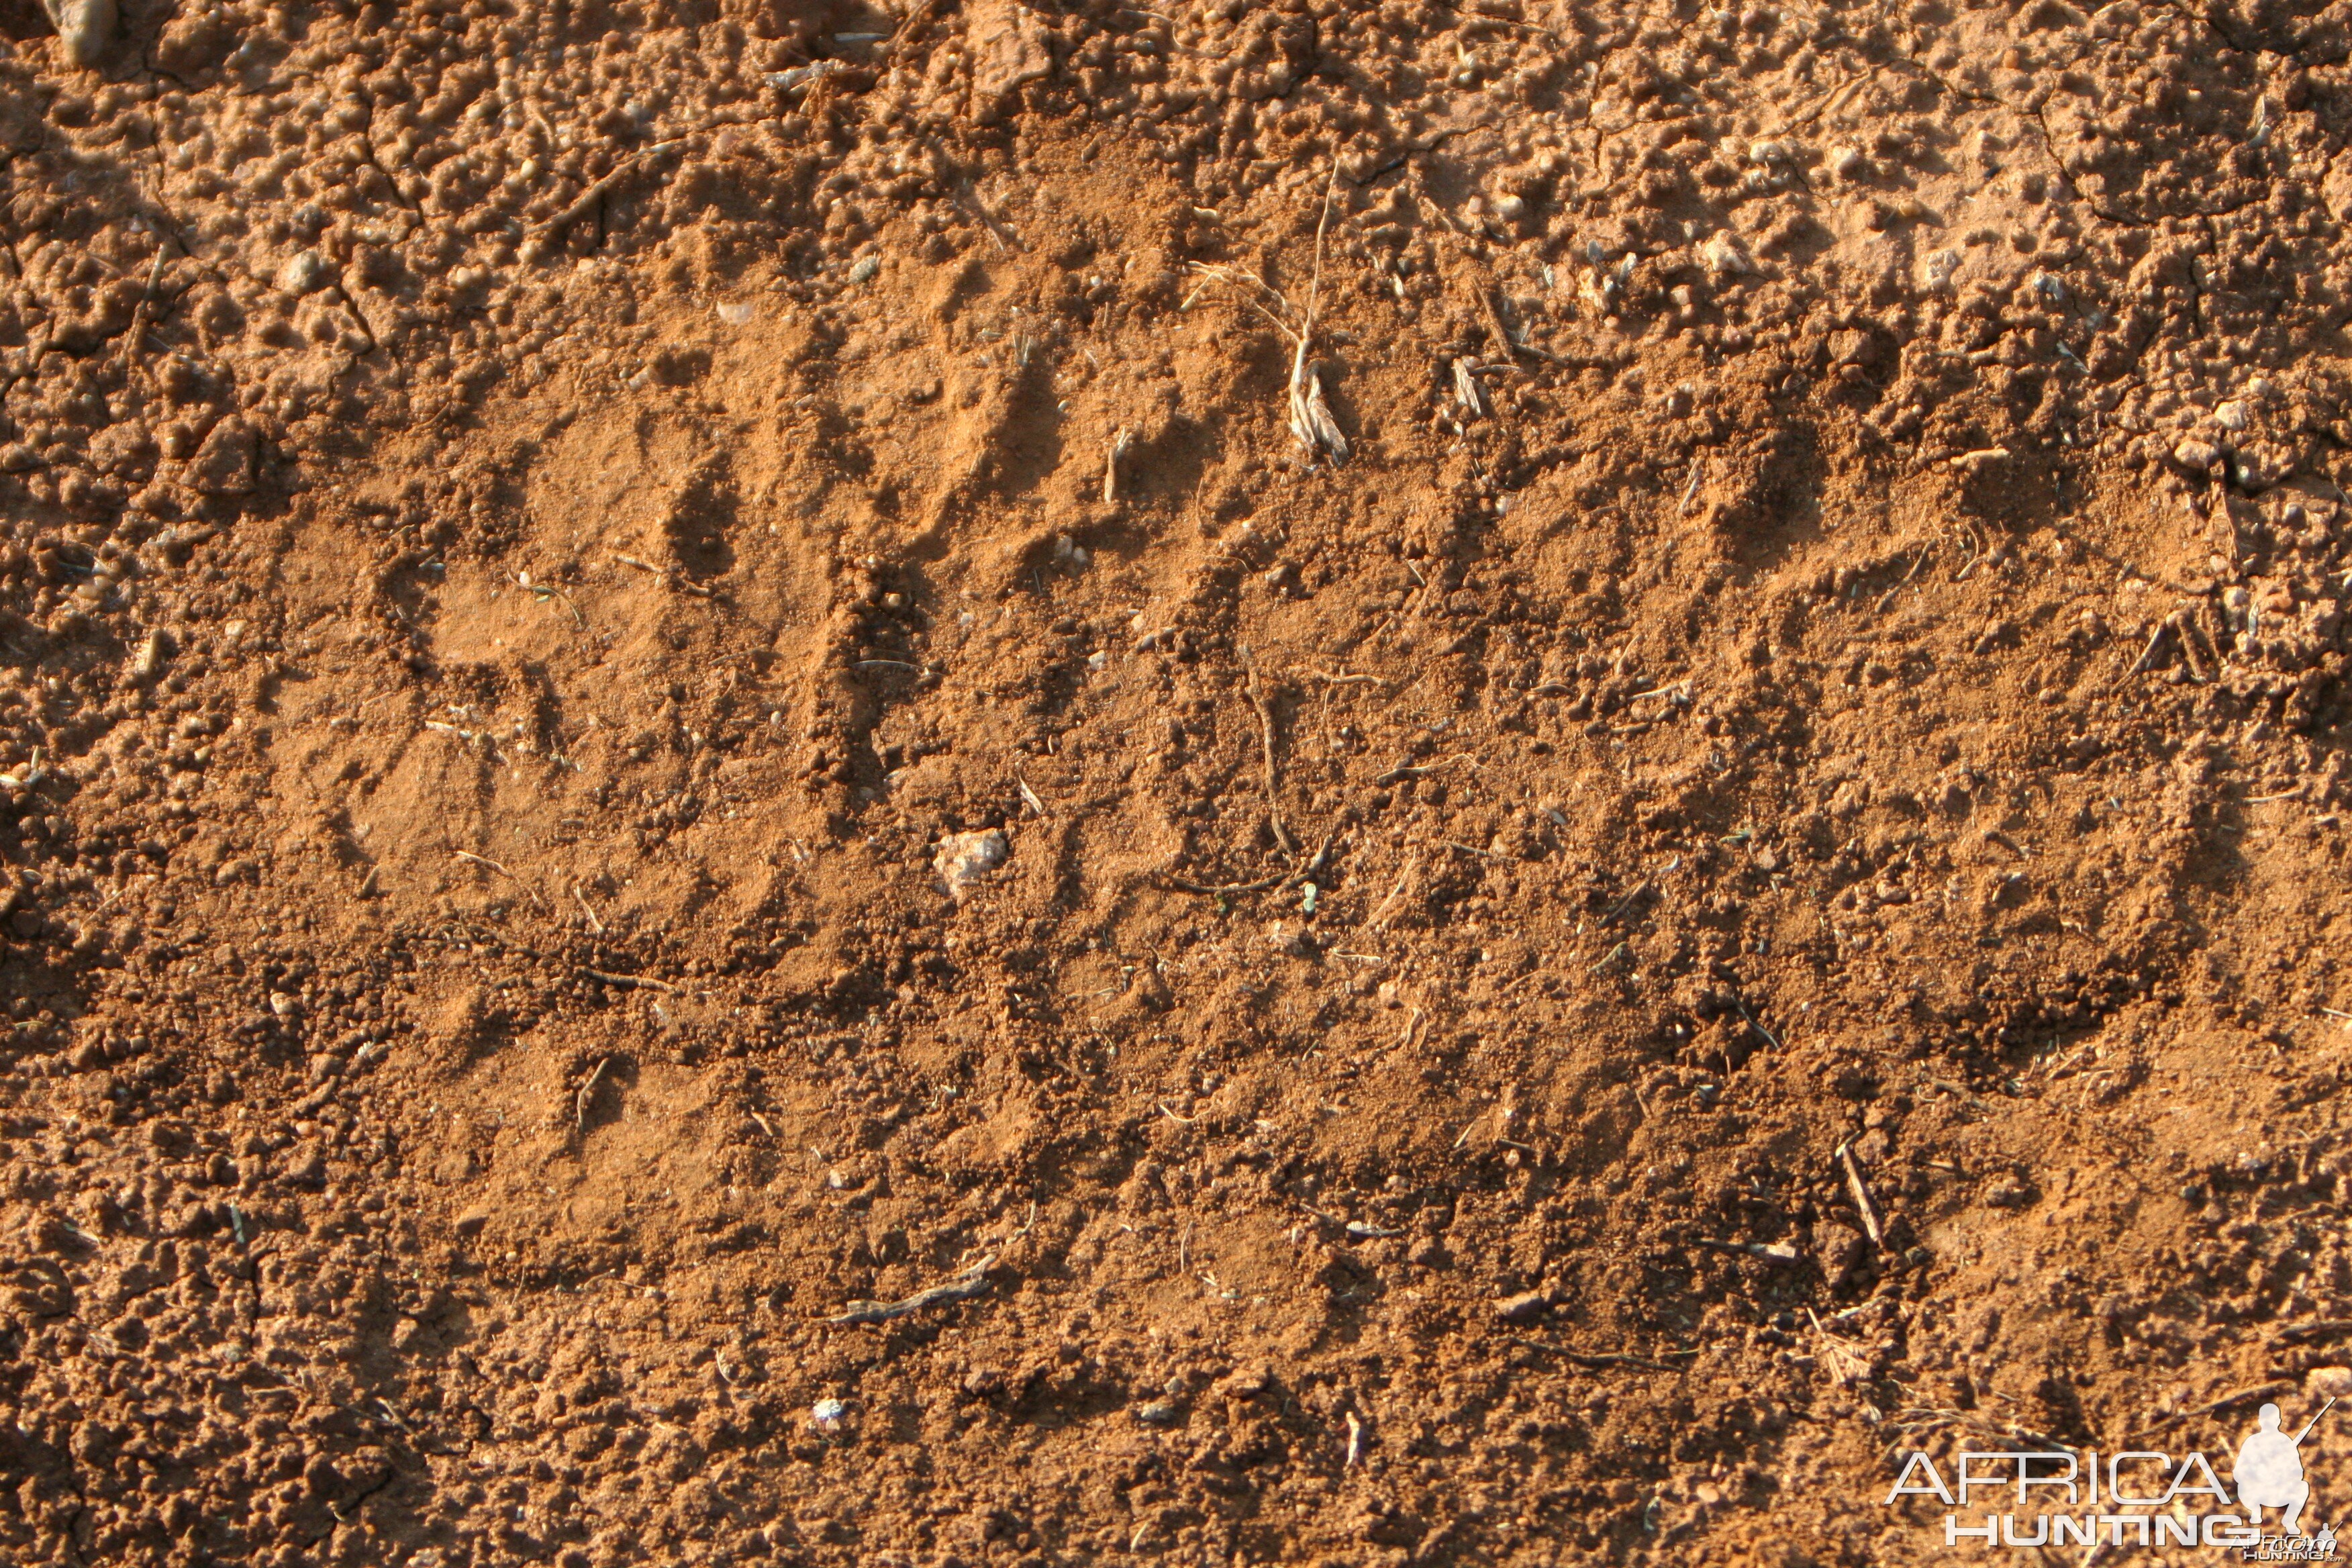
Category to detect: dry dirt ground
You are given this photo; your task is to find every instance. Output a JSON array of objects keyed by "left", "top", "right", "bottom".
[{"left": 10, "top": 0, "right": 2352, "bottom": 1563}]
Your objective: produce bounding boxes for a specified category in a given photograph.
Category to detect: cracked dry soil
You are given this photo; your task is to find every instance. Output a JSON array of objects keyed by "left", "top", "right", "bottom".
[{"left": 8, "top": 0, "right": 2352, "bottom": 1563}]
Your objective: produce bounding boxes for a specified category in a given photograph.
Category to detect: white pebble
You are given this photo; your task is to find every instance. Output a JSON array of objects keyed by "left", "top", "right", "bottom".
[
  {"left": 810, "top": 1398, "right": 850, "bottom": 1435},
  {"left": 48, "top": 0, "right": 112, "bottom": 68},
  {"left": 277, "top": 251, "right": 331, "bottom": 295},
  {"left": 716, "top": 301, "right": 753, "bottom": 326},
  {"left": 1700, "top": 232, "right": 1756, "bottom": 277},
  {"left": 848, "top": 255, "right": 880, "bottom": 284},
  {"left": 933, "top": 828, "right": 1009, "bottom": 897}
]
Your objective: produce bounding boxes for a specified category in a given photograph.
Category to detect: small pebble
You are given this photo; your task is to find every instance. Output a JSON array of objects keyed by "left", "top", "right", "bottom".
[
  {"left": 2309, "top": 1367, "right": 2352, "bottom": 1400},
  {"left": 810, "top": 1398, "right": 850, "bottom": 1434},
  {"left": 848, "top": 255, "right": 881, "bottom": 284},
  {"left": 1495, "top": 1289, "right": 1551, "bottom": 1323},
  {"left": 276, "top": 251, "right": 331, "bottom": 296},
  {"left": 50, "top": 0, "right": 113, "bottom": 68},
  {"left": 933, "top": 829, "right": 1010, "bottom": 897},
  {"left": 1700, "top": 233, "right": 1755, "bottom": 277}
]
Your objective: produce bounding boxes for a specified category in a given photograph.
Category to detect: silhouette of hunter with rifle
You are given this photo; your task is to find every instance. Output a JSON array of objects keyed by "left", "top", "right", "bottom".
[{"left": 2237, "top": 1398, "right": 2335, "bottom": 1536}]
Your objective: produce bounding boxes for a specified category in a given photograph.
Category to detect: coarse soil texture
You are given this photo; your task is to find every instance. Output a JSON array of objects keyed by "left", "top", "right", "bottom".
[{"left": 10, "top": 0, "right": 2352, "bottom": 1564}]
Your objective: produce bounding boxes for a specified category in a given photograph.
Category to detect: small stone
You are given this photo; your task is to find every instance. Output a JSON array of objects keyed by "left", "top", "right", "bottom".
[
  {"left": 810, "top": 1397, "right": 851, "bottom": 1435},
  {"left": 1982, "top": 1175, "right": 2032, "bottom": 1209},
  {"left": 1817, "top": 1222, "right": 1866, "bottom": 1285},
  {"left": 1494, "top": 1289, "right": 1551, "bottom": 1323},
  {"left": 454, "top": 1207, "right": 491, "bottom": 1238},
  {"left": 1828, "top": 328, "right": 1877, "bottom": 368},
  {"left": 848, "top": 255, "right": 880, "bottom": 285},
  {"left": 49, "top": 0, "right": 114, "bottom": 68},
  {"left": 933, "top": 829, "right": 1009, "bottom": 897},
  {"left": 2173, "top": 438, "right": 2221, "bottom": 472},
  {"left": 1700, "top": 232, "right": 1755, "bottom": 277},
  {"left": 276, "top": 250, "right": 331, "bottom": 295},
  {"left": 1133, "top": 1400, "right": 1181, "bottom": 1426}
]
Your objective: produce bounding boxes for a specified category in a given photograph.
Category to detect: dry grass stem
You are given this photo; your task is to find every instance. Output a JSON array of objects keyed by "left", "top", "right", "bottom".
[{"left": 1183, "top": 164, "right": 1349, "bottom": 465}]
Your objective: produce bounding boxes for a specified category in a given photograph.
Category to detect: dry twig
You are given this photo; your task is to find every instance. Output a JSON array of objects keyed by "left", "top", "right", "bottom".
[
  {"left": 826, "top": 1256, "right": 997, "bottom": 1326},
  {"left": 1240, "top": 646, "right": 1297, "bottom": 856},
  {"left": 1287, "top": 164, "right": 1349, "bottom": 462},
  {"left": 1677, "top": 457, "right": 1706, "bottom": 517},
  {"left": 1807, "top": 1308, "right": 1872, "bottom": 1386},
  {"left": 542, "top": 140, "right": 686, "bottom": 238},
  {"left": 2117, "top": 620, "right": 2171, "bottom": 685},
  {"left": 586, "top": 969, "right": 679, "bottom": 994},
  {"left": 1104, "top": 425, "right": 1132, "bottom": 503},
  {"left": 1373, "top": 754, "right": 1469, "bottom": 787},
  {"left": 1453, "top": 358, "right": 1489, "bottom": 420},
  {"left": 1837, "top": 1141, "right": 1886, "bottom": 1247},
  {"left": 575, "top": 1056, "right": 616, "bottom": 1132},
  {"left": 2154, "top": 1379, "right": 2296, "bottom": 1428}
]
